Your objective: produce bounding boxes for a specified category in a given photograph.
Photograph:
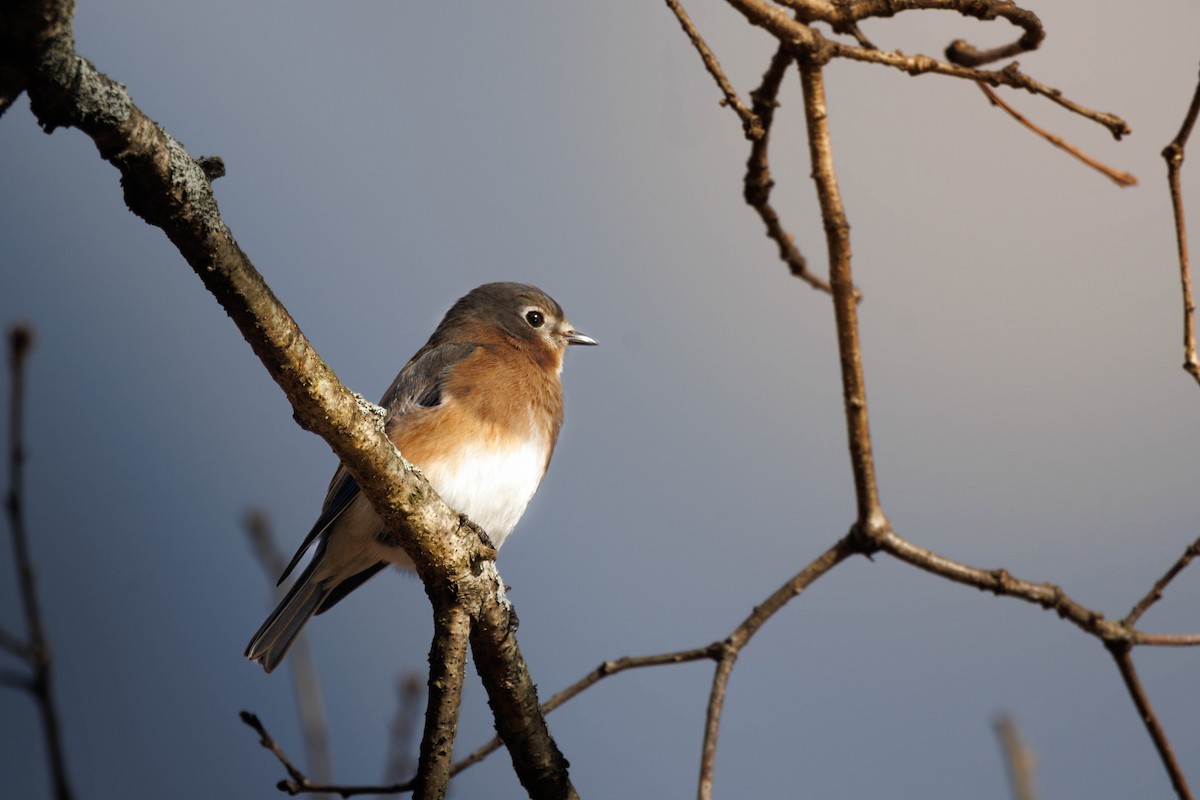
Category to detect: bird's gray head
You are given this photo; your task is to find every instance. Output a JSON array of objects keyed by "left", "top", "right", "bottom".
[{"left": 441, "top": 283, "right": 596, "bottom": 360}]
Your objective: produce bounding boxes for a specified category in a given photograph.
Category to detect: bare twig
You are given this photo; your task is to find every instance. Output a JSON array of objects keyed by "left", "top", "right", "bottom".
[
  {"left": 1163, "top": 65, "right": 1200, "bottom": 385},
  {"left": 1107, "top": 645, "right": 1193, "bottom": 800},
  {"left": 1125, "top": 534, "right": 1200, "bottom": 626},
  {"left": 245, "top": 510, "right": 334, "bottom": 791},
  {"left": 880, "top": 531, "right": 1200, "bottom": 651},
  {"left": 879, "top": 525, "right": 1200, "bottom": 798},
  {"left": 697, "top": 649, "right": 736, "bottom": 800},
  {"left": 662, "top": 6, "right": 837, "bottom": 295},
  {"left": 664, "top": 0, "right": 763, "bottom": 139},
  {"left": 4, "top": 324, "right": 75, "bottom": 800},
  {"left": 827, "top": 0, "right": 1045, "bottom": 67},
  {"left": 716, "top": 1, "right": 1127, "bottom": 137},
  {"left": 665, "top": 2, "right": 1195, "bottom": 797},
  {"left": 695, "top": 536, "right": 858, "bottom": 798},
  {"left": 242, "top": 711, "right": 316, "bottom": 791},
  {"left": 828, "top": 41, "right": 1130, "bottom": 140},
  {"left": 454, "top": 538, "right": 856, "bottom": 791},
  {"left": 241, "top": 711, "right": 413, "bottom": 798},
  {"left": 977, "top": 82, "right": 1137, "bottom": 187},
  {"left": 240, "top": 512, "right": 1200, "bottom": 796},
  {"left": 742, "top": 43, "right": 840, "bottom": 296},
  {"left": 1133, "top": 633, "right": 1200, "bottom": 647},
  {"left": 797, "top": 53, "right": 888, "bottom": 540},
  {"left": 450, "top": 645, "right": 723, "bottom": 774},
  {"left": 993, "top": 715, "right": 1037, "bottom": 800}
]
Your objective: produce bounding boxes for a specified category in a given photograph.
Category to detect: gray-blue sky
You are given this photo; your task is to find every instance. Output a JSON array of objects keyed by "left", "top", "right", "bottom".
[{"left": 3, "top": 1, "right": 1199, "bottom": 798}]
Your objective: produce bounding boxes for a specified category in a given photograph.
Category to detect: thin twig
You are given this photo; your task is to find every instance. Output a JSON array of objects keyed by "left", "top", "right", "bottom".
[
  {"left": 245, "top": 510, "right": 334, "bottom": 791},
  {"left": 4, "top": 323, "right": 75, "bottom": 800},
  {"left": 1133, "top": 633, "right": 1200, "bottom": 647},
  {"left": 245, "top": 511, "right": 1200, "bottom": 795},
  {"left": 697, "top": 649, "right": 736, "bottom": 800},
  {"left": 741, "top": 43, "right": 838, "bottom": 296},
  {"left": 692, "top": 535, "right": 857, "bottom": 797},
  {"left": 826, "top": 0, "right": 1045, "bottom": 68},
  {"left": 977, "top": 82, "right": 1137, "bottom": 187},
  {"left": 451, "top": 645, "right": 723, "bottom": 774},
  {"left": 797, "top": 53, "right": 888, "bottom": 539},
  {"left": 664, "top": 0, "right": 763, "bottom": 139},
  {"left": 1163, "top": 65, "right": 1200, "bottom": 386},
  {"left": 458, "top": 537, "right": 857, "bottom": 789},
  {"left": 827, "top": 40, "right": 1130, "bottom": 140},
  {"left": 718, "top": 0, "right": 1127, "bottom": 137},
  {"left": 880, "top": 531, "right": 1200, "bottom": 650},
  {"left": 993, "top": 715, "right": 1037, "bottom": 800},
  {"left": 1107, "top": 645, "right": 1193, "bottom": 800},
  {"left": 241, "top": 711, "right": 413, "bottom": 798},
  {"left": 882, "top": 525, "right": 1200, "bottom": 796},
  {"left": 1125, "top": 534, "right": 1200, "bottom": 626}
]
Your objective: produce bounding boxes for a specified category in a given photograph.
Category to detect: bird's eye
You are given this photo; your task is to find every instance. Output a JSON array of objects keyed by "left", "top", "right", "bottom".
[{"left": 525, "top": 310, "right": 545, "bottom": 328}]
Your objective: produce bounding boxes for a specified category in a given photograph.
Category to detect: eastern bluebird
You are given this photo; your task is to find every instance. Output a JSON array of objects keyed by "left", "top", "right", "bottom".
[{"left": 246, "top": 282, "right": 595, "bottom": 672}]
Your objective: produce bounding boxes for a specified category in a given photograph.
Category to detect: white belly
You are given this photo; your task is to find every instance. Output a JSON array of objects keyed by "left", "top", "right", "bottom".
[{"left": 420, "top": 438, "right": 548, "bottom": 547}]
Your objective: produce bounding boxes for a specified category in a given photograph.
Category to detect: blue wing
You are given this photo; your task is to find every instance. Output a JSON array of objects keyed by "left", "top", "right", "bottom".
[{"left": 276, "top": 468, "right": 363, "bottom": 585}]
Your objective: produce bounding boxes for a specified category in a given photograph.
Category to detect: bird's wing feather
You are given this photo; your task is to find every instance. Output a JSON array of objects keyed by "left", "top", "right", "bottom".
[
  {"left": 277, "top": 467, "right": 361, "bottom": 585},
  {"left": 316, "top": 562, "right": 387, "bottom": 615},
  {"left": 276, "top": 341, "right": 480, "bottom": 585},
  {"left": 379, "top": 341, "right": 480, "bottom": 414}
]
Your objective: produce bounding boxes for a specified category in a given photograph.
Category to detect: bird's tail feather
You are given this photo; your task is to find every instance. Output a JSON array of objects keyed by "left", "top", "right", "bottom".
[{"left": 245, "top": 558, "right": 331, "bottom": 673}]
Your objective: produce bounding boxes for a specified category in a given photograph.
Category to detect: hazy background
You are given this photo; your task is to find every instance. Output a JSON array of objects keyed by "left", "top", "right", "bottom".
[{"left": 3, "top": 2, "right": 1199, "bottom": 797}]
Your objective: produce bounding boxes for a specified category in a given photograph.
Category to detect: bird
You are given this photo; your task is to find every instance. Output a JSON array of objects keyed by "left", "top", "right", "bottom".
[{"left": 245, "top": 282, "right": 595, "bottom": 672}]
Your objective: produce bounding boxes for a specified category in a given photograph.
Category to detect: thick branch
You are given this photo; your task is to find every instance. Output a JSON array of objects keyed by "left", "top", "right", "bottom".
[
  {"left": 413, "top": 603, "right": 471, "bottom": 799},
  {"left": 469, "top": 582, "right": 577, "bottom": 800},
  {"left": 11, "top": 0, "right": 570, "bottom": 793}
]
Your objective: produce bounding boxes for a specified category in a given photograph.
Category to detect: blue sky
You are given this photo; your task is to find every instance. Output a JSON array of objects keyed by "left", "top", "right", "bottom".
[{"left": 3, "top": 2, "right": 1200, "bottom": 798}]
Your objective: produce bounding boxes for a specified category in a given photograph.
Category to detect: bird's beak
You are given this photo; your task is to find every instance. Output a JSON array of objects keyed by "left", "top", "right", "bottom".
[{"left": 563, "top": 330, "right": 597, "bottom": 346}]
